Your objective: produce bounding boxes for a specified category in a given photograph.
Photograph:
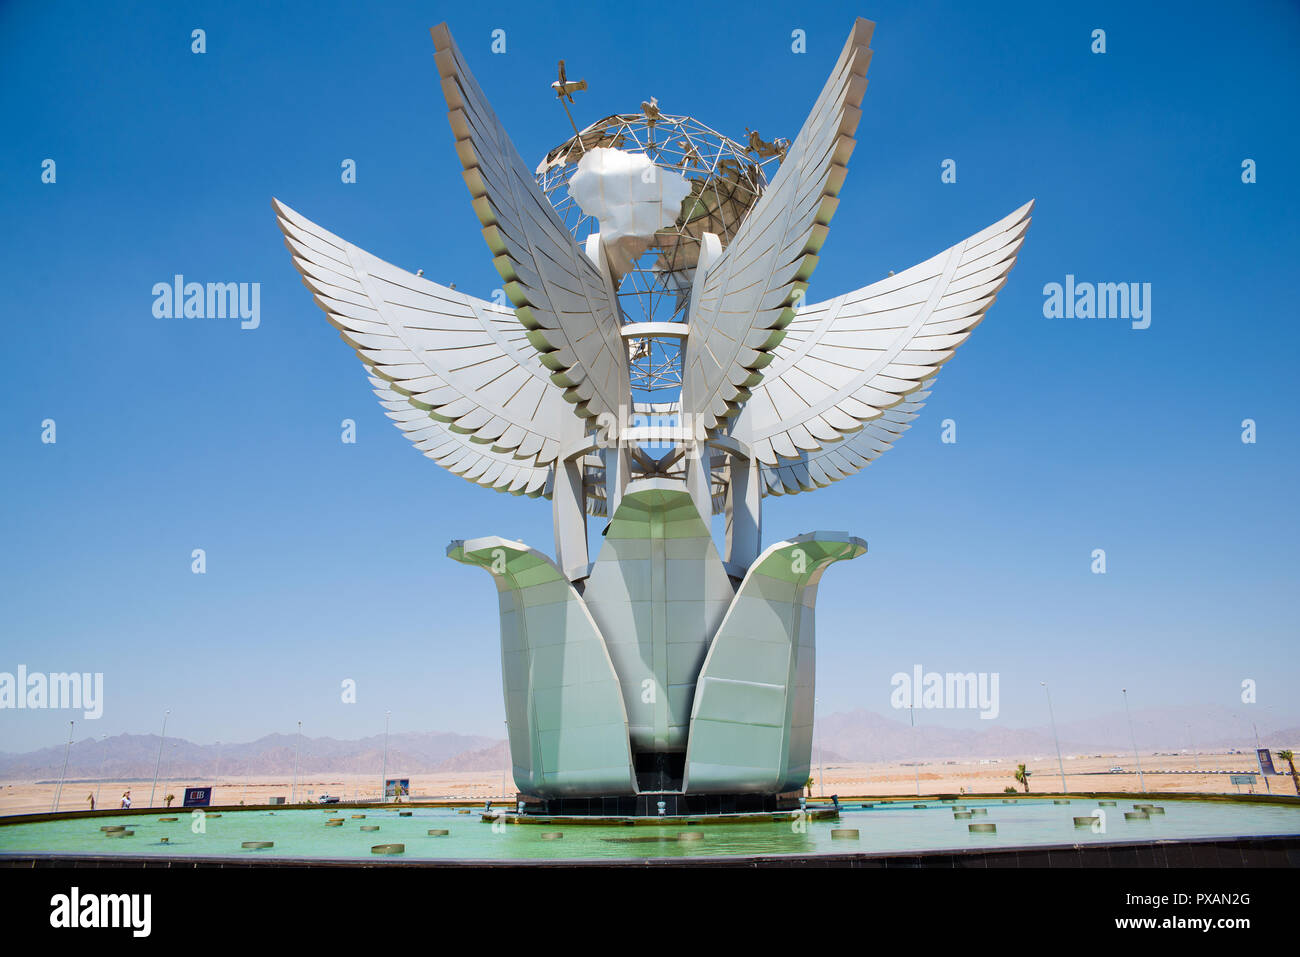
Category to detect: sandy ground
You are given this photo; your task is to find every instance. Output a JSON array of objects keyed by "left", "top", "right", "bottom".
[
  {"left": 2, "top": 751, "right": 1293, "bottom": 816},
  {"left": 805, "top": 751, "right": 1297, "bottom": 800}
]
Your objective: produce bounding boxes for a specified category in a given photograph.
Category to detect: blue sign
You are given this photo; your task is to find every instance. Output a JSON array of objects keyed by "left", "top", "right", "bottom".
[
  {"left": 1257, "top": 749, "right": 1277, "bottom": 774},
  {"left": 384, "top": 778, "right": 410, "bottom": 799},
  {"left": 182, "top": 786, "right": 212, "bottom": 807}
]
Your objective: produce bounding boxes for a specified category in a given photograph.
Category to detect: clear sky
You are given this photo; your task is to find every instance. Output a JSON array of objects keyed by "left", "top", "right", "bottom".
[{"left": 2, "top": 0, "right": 1297, "bottom": 752}]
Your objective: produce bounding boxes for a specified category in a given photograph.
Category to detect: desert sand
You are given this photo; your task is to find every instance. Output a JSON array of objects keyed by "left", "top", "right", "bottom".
[{"left": 2, "top": 751, "right": 1292, "bottom": 816}]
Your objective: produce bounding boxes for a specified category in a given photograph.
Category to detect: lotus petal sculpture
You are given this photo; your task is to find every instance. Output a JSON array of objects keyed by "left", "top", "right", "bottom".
[
  {"left": 274, "top": 18, "right": 1032, "bottom": 811},
  {"left": 449, "top": 481, "right": 864, "bottom": 798}
]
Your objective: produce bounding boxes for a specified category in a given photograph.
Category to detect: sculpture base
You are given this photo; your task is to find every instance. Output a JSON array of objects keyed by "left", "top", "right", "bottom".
[{"left": 510, "top": 790, "right": 807, "bottom": 817}]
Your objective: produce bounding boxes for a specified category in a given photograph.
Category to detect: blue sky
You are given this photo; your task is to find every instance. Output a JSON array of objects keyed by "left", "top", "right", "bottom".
[{"left": 1, "top": 0, "right": 1297, "bottom": 751}]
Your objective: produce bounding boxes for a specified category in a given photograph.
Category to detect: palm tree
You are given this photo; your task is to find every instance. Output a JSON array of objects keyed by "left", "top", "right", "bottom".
[
  {"left": 1278, "top": 750, "right": 1299, "bottom": 796},
  {"left": 805, "top": 776, "right": 814, "bottom": 798},
  {"left": 1014, "top": 763, "right": 1031, "bottom": 793}
]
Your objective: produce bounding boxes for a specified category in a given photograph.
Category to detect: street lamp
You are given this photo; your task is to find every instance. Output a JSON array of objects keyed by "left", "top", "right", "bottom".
[
  {"left": 1121, "top": 689, "right": 1145, "bottom": 792},
  {"left": 1252, "top": 722, "right": 1271, "bottom": 794},
  {"left": 93, "top": 734, "right": 108, "bottom": 810},
  {"left": 380, "top": 710, "right": 391, "bottom": 802},
  {"left": 815, "top": 696, "right": 825, "bottom": 798},
  {"left": 292, "top": 721, "right": 303, "bottom": 804},
  {"left": 149, "top": 709, "right": 171, "bottom": 807},
  {"left": 213, "top": 740, "right": 222, "bottom": 805},
  {"left": 161, "top": 741, "right": 178, "bottom": 807},
  {"left": 501, "top": 720, "right": 509, "bottom": 800},
  {"left": 1041, "top": 681, "right": 1067, "bottom": 793},
  {"left": 52, "top": 720, "right": 74, "bottom": 812},
  {"left": 909, "top": 705, "right": 920, "bottom": 797}
]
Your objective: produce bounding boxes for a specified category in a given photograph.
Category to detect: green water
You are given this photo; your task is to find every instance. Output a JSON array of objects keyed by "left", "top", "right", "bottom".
[{"left": 1, "top": 799, "right": 1296, "bottom": 862}]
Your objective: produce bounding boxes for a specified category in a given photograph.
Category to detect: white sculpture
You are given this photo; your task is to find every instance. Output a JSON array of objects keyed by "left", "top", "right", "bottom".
[
  {"left": 567, "top": 147, "right": 693, "bottom": 275},
  {"left": 273, "top": 19, "right": 1033, "bottom": 809}
]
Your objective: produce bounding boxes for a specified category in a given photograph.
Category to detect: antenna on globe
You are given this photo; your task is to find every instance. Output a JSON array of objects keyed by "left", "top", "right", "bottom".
[
  {"left": 641, "top": 96, "right": 661, "bottom": 149},
  {"left": 744, "top": 127, "right": 786, "bottom": 160},
  {"left": 552, "top": 59, "right": 586, "bottom": 140}
]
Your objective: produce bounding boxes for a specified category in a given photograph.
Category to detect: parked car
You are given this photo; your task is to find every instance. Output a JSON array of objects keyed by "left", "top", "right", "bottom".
[
  {"left": 317, "top": 794, "right": 340, "bottom": 804},
  {"left": 1108, "top": 766, "right": 1124, "bottom": 773}
]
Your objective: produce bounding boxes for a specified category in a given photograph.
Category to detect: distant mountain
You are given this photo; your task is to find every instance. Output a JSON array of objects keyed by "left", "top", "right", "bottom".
[
  {"left": 813, "top": 705, "right": 1300, "bottom": 763},
  {"left": 814, "top": 709, "right": 1063, "bottom": 763},
  {"left": 0, "top": 730, "right": 496, "bottom": 782},
  {"left": 435, "top": 741, "right": 510, "bottom": 772},
  {"left": 2, "top": 703, "right": 1295, "bottom": 781},
  {"left": 1051, "top": 703, "right": 1296, "bottom": 756}
]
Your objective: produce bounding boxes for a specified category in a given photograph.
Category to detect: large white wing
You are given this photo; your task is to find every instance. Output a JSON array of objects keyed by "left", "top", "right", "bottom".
[
  {"left": 431, "top": 23, "right": 628, "bottom": 429},
  {"left": 273, "top": 198, "right": 567, "bottom": 496},
  {"left": 683, "top": 18, "right": 874, "bottom": 436},
  {"left": 757, "top": 385, "right": 933, "bottom": 496},
  {"left": 368, "top": 373, "right": 552, "bottom": 497},
  {"left": 740, "top": 201, "right": 1033, "bottom": 494}
]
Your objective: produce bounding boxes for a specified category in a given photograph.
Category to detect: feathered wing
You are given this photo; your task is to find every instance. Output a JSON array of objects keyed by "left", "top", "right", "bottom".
[
  {"left": 683, "top": 18, "right": 875, "bottom": 436},
  {"left": 431, "top": 23, "right": 628, "bottom": 429},
  {"left": 738, "top": 200, "right": 1034, "bottom": 495},
  {"left": 368, "top": 374, "right": 553, "bottom": 496},
  {"left": 272, "top": 197, "right": 566, "bottom": 497},
  {"left": 757, "top": 386, "right": 934, "bottom": 496}
]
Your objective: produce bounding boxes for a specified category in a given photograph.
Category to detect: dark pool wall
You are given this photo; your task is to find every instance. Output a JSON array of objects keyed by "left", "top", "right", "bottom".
[{"left": 3, "top": 834, "right": 1297, "bottom": 868}]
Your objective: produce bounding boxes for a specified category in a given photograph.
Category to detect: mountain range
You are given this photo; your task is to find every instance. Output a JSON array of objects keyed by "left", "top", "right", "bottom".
[
  {"left": 2, "top": 704, "right": 1295, "bottom": 781},
  {"left": 814, "top": 704, "right": 1298, "bottom": 763},
  {"left": 0, "top": 730, "right": 497, "bottom": 782}
]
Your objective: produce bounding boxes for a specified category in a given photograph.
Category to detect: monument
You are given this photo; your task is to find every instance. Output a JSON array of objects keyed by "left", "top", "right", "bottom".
[{"left": 273, "top": 19, "right": 1032, "bottom": 814}]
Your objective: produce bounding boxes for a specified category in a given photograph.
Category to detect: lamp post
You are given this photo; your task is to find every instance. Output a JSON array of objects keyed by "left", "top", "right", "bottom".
[
  {"left": 161, "top": 741, "right": 178, "bottom": 807},
  {"left": 501, "top": 720, "right": 509, "bottom": 800},
  {"left": 1041, "top": 681, "right": 1067, "bottom": 793},
  {"left": 1121, "top": 689, "right": 1144, "bottom": 792},
  {"left": 149, "top": 709, "right": 171, "bottom": 807},
  {"left": 93, "top": 734, "right": 108, "bottom": 809},
  {"left": 292, "top": 721, "right": 303, "bottom": 804},
  {"left": 1210, "top": 711, "right": 1222, "bottom": 771},
  {"left": 1186, "top": 723, "right": 1200, "bottom": 771},
  {"left": 909, "top": 705, "right": 920, "bottom": 797},
  {"left": 1252, "top": 722, "right": 1270, "bottom": 794},
  {"left": 380, "top": 710, "right": 391, "bottom": 802},
  {"left": 52, "top": 720, "right": 74, "bottom": 812},
  {"left": 815, "top": 696, "right": 825, "bottom": 798},
  {"left": 213, "top": 740, "right": 222, "bottom": 805}
]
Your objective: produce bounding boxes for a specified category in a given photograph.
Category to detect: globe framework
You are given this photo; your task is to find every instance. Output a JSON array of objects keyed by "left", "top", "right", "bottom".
[{"left": 536, "top": 112, "right": 785, "bottom": 395}]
